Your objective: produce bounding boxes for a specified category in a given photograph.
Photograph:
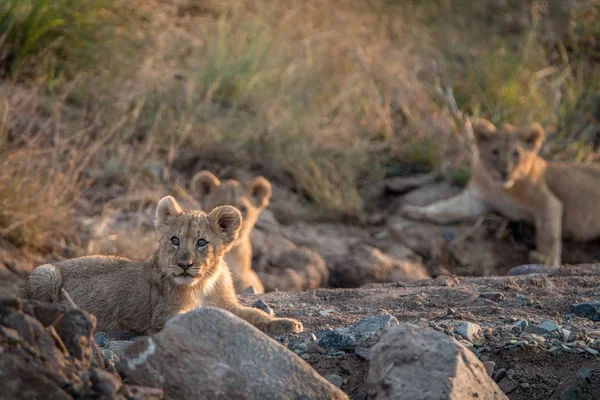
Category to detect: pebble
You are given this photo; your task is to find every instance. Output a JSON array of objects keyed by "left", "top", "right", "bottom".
[
  {"left": 518, "top": 294, "right": 534, "bottom": 306},
  {"left": 537, "top": 320, "right": 560, "bottom": 333},
  {"left": 93, "top": 332, "right": 110, "bottom": 348},
  {"left": 570, "top": 302, "right": 600, "bottom": 322},
  {"left": 347, "top": 314, "right": 399, "bottom": 346},
  {"left": 455, "top": 322, "right": 483, "bottom": 345},
  {"left": 319, "top": 309, "right": 336, "bottom": 316},
  {"left": 316, "top": 329, "right": 357, "bottom": 353},
  {"left": 287, "top": 333, "right": 317, "bottom": 351},
  {"left": 512, "top": 320, "right": 529, "bottom": 334},
  {"left": 483, "top": 361, "right": 495, "bottom": 377},
  {"left": 479, "top": 292, "right": 505, "bottom": 302},
  {"left": 493, "top": 368, "right": 507, "bottom": 383},
  {"left": 301, "top": 353, "right": 311, "bottom": 360},
  {"left": 252, "top": 300, "right": 274, "bottom": 316},
  {"left": 325, "top": 374, "right": 343, "bottom": 388}
]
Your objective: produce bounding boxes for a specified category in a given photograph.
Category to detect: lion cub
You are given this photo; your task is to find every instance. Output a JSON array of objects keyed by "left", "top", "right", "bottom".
[
  {"left": 401, "top": 119, "right": 600, "bottom": 266},
  {"left": 192, "top": 171, "right": 271, "bottom": 294},
  {"left": 21, "top": 196, "right": 303, "bottom": 335}
]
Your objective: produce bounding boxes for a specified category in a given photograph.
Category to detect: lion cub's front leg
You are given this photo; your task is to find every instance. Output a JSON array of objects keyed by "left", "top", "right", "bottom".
[
  {"left": 400, "top": 186, "right": 489, "bottom": 225},
  {"left": 530, "top": 193, "right": 563, "bottom": 266},
  {"left": 207, "top": 269, "right": 303, "bottom": 335}
]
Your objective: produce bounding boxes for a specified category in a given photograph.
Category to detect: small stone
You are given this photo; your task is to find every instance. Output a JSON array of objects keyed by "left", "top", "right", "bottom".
[
  {"left": 493, "top": 368, "right": 507, "bottom": 383},
  {"left": 347, "top": 314, "right": 399, "bottom": 347},
  {"left": 506, "top": 264, "right": 557, "bottom": 276},
  {"left": 326, "top": 374, "right": 343, "bottom": 388},
  {"left": 518, "top": 294, "right": 534, "bottom": 306},
  {"left": 316, "top": 328, "right": 357, "bottom": 353},
  {"left": 520, "top": 383, "right": 530, "bottom": 389},
  {"left": 585, "top": 348, "right": 599, "bottom": 356},
  {"left": 252, "top": 299, "right": 274, "bottom": 316},
  {"left": 562, "top": 329, "right": 571, "bottom": 342},
  {"left": 512, "top": 320, "right": 528, "bottom": 333},
  {"left": 455, "top": 322, "right": 484, "bottom": 345},
  {"left": 499, "top": 378, "right": 519, "bottom": 394},
  {"left": 570, "top": 302, "right": 600, "bottom": 322},
  {"left": 537, "top": 320, "right": 559, "bottom": 333},
  {"left": 319, "top": 309, "right": 336, "bottom": 316},
  {"left": 301, "top": 353, "right": 311, "bottom": 360},
  {"left": 483, "top": 361, "right": 495, "bottom": 377},
  {"left": 446, "top": 307, "right": 456, "bottom": 315},
  {"left": 479, "top": 292, "right": 505, "bottom": 302},
  {"left": 288, "top": 333, "right": 317, "bottom": 351}
]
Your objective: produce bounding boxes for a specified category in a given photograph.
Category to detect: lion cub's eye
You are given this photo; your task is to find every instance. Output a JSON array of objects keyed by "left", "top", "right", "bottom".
[
  {"left": 491, "top": 149, "right": 500, "bottom": 157},
  {"left": 512, "top": 150, "right": 520, "bottom": 161},
  {"left": 197, "top": 239, "right": 209, "bottom": 250},
  {"left": 239, "top": 206, "right": 247, "bottom": 218},
  {"left": 170, "top": 236, "right": 180, "bottom": 248}
]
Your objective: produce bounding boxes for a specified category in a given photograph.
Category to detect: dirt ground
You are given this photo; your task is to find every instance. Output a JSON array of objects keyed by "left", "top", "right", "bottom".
[{"left": 240, "top": 264, "right": 600, "bottom": 399}]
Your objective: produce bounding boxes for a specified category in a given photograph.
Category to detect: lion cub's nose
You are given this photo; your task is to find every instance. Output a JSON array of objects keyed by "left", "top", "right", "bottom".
[{"left": 177, "top": 255, "right": 195, "bottom": 270}]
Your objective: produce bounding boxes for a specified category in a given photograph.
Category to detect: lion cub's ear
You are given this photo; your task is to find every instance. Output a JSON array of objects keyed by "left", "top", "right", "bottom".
[
  {"left": 472, "top": 119, "right": 497, "bottom": 143},
  {"left": 156, "top": 196, "right": 183, "bottom": 234},
  {"left": 519, "top": 122, "right": 545, "bottom": 152},
  {"left": 247, "top": 176, "right": 272, "bottom": 208},
  {"left": 191, "top": 171, "right": 221, "bottom": 199},
  {"left": 208, "top": 206, "right": 242, "bottom": 246}
]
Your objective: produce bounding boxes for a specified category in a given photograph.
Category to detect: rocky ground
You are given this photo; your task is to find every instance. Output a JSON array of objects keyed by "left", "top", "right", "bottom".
[{"left": 2, "top": 171, "right": 600, "bottom": 399}]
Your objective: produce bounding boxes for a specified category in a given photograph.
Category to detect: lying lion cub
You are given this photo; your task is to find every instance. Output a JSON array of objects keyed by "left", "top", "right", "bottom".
[
  {"left": 21, "top": 196, "right": 303, "bottom": 335},
  {"left": 192, "top": 170, "right": 271, "bottom": 294},
  {"left": 401, "top": 119, "right": 600, "bottom": 266}
]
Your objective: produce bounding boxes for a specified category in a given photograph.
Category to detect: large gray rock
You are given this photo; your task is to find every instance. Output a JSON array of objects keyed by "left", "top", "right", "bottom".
[
  {"left": 118, "top": 307, "right": 348, "bottom": 400},
  {"left": 366, "top": 324, "right": 507, "bottom": 400}
]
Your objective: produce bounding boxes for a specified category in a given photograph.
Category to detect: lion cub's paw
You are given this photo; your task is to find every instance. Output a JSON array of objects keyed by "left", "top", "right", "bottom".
[
  {"left": 399, "top": 204, "right": 427, "bottom": 221},
  {"left": 265, "top": 318, "right": 303, "bottom": 335},
  {"left": 529, "top": 250, "right": 560, "bottom": 266}
]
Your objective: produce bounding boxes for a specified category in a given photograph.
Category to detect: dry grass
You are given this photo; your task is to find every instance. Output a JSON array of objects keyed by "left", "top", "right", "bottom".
[{"left": 1, "top": 0, "right": 599, "bottom": 255}]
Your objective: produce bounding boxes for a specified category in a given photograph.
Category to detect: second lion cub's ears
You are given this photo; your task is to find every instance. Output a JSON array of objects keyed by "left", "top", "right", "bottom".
[
  {"left": 471, "top": 119, "right": 497, "bottom": 142},
  {"left": 247, "top": 176, "right": 272, "bottom": 208},
  {"left": 208, "top": 206, "right": 242, "bottom": 245},
  {"left": 191, "top": 171, "right": 220, "bottom": 198},
  {"left": 518, "top": 122, "right": 545, "bottom": 151}
]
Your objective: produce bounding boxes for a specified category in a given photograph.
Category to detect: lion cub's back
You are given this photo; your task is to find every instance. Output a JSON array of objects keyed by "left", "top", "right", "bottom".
[{"left": 546, "top": 162, "right": 600, "bottom": 241}]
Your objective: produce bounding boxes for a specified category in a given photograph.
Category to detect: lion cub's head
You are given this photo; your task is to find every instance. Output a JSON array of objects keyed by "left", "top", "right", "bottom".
[
  {"left": 191, "top": 171, "right": 272, "bottom": 239},
  {"left": 473, "top": 119, "right": 545, "bottom": 189},
  {"left": 154, "top": 196, "right": 242, "bottom": 285}
]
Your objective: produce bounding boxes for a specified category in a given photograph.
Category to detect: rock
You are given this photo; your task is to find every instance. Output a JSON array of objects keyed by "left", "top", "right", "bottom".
[
  {"left": 455, "top": 322, "right": 484, "bottom": 345},
  {"left": 329, "top": 245, "right": 429, "bottom": 288},
  {"left": 326, "top": 374, "right": 344, "bottom": 388},
  {"left": 513, "top": 320, "right": 529, "bottom": 333},
  {"left": 493, "top": 368, "right": 508, "bottom": 383},
  {"left": 0, "top": 298, "right": 158, "bottom": 399},
  {"left": 119, "top": 307, "right": 347, "bottom": 400},
  {"left": 570, "top": 302, "right": 600, "bottom": 322},
  {"left": 366, "top": 324, "right": 507, "bottom": 399},
  {"left": 506, "top": 264, "right": 558, "bottom": 276},
  {"left": 252, "top": 299, "right": 274, "bottom": 316},
  {"left": 94, "top": 332, "right": 111, "bottom": 347},
  {"left": 479, "top": 292, "right": 505, "bottom": 302},
  {"left": 498, "top": 378, "right": 519, "bottom": 394},
  {"left": 346, "top": 314, "right": 399, "bottom": 347},
  {"left": 316, "top": 328, "right": 357, "bottom": 353},
  {"left": 537, "top": 320, "right": 560, "bottom": 334},
  {"left": 550, "top": 367, "right": 593, "bottom": 400},
  {"left": 288, "top": 332, "right": 317, "bottom": 351},
  {"left": 483, "top": 361, "right": 496, "bottom": 377}
]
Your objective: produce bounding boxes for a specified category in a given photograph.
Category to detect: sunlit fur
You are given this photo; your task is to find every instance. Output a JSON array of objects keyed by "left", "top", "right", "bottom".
[
  {"left": 21, "top": 196, "right": 303, "bottom": 335},
  {"left": 192, "top": 171, "right": 271, "bottom": 293}
]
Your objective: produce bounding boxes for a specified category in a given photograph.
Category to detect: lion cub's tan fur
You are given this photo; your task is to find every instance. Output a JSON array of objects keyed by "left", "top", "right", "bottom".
[
  {"left": 21, "top": 196, "right": 302, "bottom": 335},
  {"left": 401, "top": 119, "right": 600, "bottom": 266},
  {"left": 192, "top": 171, "right": 271, "bottom": 294}
]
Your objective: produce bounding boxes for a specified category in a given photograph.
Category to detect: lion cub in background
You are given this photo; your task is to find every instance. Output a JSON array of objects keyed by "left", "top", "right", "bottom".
[
  {"left": 401, "top": 119, "right": 600, "bottom": 266},
  {"left": 192, "top": 170, "right": 271, "bottom": 294},
  {"left": 21, "top": 196, "right": 303, "bottom": 335}
]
